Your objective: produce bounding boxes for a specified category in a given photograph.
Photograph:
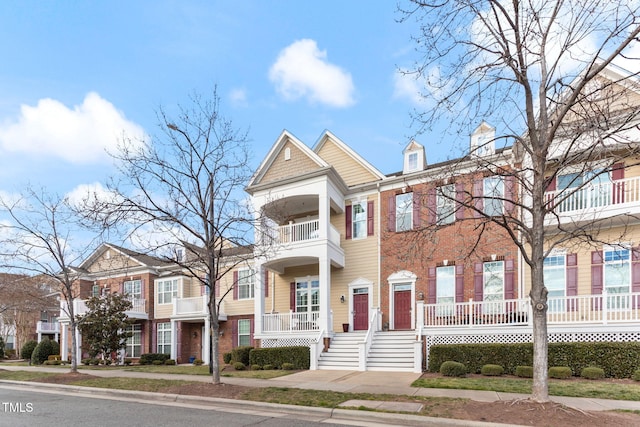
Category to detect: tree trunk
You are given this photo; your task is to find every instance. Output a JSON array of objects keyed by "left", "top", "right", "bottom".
[
  {"left": 209, "top": 298, "right": 220, "bottom": 384},
  {"left": 69, "top": 320, "right": 78, "bottom": 372}
]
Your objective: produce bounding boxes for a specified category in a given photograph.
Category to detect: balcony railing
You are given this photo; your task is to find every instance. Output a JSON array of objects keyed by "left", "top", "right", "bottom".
[
  {"left": 174, "top": 295, "right": 207, "bottom": 316},
  {"left": 279, "top": 220, "right": 320, "bottom": 244},
  {"left": 60, "top": 297, "right": 146, "bottom": 320},
  {"left": 421, "top": 291, "right": 640, "bottom": 328},
  {"left": 36, "top": 321, "right": 60, "bottom": 333},
  {"left": 545, "top": 176, "right": 640, "bottom": 214},
  {"left": 263, "top": 311, "right": 320, "bottom": 332}
]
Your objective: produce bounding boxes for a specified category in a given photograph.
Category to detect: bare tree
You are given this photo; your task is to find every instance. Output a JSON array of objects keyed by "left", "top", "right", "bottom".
[
  {"left": 399, "top": 0, "right": 640, "bottom": 401},
  {"left": 81, "top": 89, "right": 258, "bottom": 384},
  {"left": 0, "top": 188, "right": 98, "bottom": 372}
]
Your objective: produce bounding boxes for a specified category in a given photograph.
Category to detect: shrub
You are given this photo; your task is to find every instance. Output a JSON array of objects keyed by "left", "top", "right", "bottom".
[
  {"left": 632, "top": 369, "right": 640, "bottom": 381},
  {"left": 251, "top": 364, "right": 262, "bottom": 370},
  {"left": 281, "top": 363, "right": 295, "bottom": 370},
  {"left": 82, "top": 358, "right": 92, "bottom": 365},
  {"left": 249, "top": 346, "right": 310, "bottom": 369},
  {"left": 481, "top": 364, "right": 504, "bottom": 376},
  {"left": 124, "top": 358, "right": 132, "bottom": 366},
  {"left": 90, "top": 358, "right": 100, "bottom": 365},
  {"left": 263, "top": 364, "right": 274, "bottom": 370},
  {"left": 152, "top": 360, "right": 164, "bottom": 365},
  {"left": 44, "top": 360, "right": 62, "bottom": 365},
  {"left": 515, "top": 366, "right": 533, "bottom": 378},
  {"left": 549, "top": 366, "right": 572, "bottom": 379},
  {"left": 440, "top": 361, "right": 467, "bottom": 377},
  {"left": 165, "top": 359, "right": 176, "bottom": 365},
  {"left": 193, "top": 359, "right": 203, "bottom": 366},
  {"left": 48, "top": 354, "right": 61, "bottom": 361},
  {"left": 140, "top": 353, "right": 170, "bottom": 365},
  {"left": 581, "top": 367, "right": 605, "bottom": 380},
  {"left": 231, "top": 346, "right": 253, "bottom": 366},
  {"left": 233, "top": 362, "right": 245, "bottom": 370},
  {"left": 31, "top": 338, "right": 60, "bottom": 365},
  {"left": 21, "top": 340, "right": 38, "bottom": 362},
  {"left": 223, "top": 352, "right": 232, "bottom": 364},
  {"left": 5, "top": 349, "right": 16, "bottom": 359}
]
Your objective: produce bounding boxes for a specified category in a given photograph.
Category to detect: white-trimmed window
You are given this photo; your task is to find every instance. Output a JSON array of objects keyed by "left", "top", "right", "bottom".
[
  {"left": 436, "top": 266, "right": 455, "bottom": 316},
  {"left": 436, "top": 184, "right": 455, "bottom": 225},
  {"left": 352, "top": 201, "right": 367, "bottom": 239},
  {"left": 157, "top": 279, "right": 178, "bottom": 304},
  {"left": 237, "top": 269, "right": 255, "bottom": 300},
  {"left": 483, "top": 261, "right": 504, "bottom": 314},
  {"left": 396, "top": 192, "right": 413, "bottom": 232},
  {"left": 296, "top": 278, "right": 320, "bottom": 313},
  {"left": 238, "top": 319, "right": 251, "bottom": 347},
  {"left": 544, "top": 254, "right": 566, "bottom": 312},
  {"left": 604, "top": 246, "right": 631, "bottom": 309},
  {"left": 407, "top": 152, "right": 418, "bottom": 171},
  {"left": 483, "top": 176, "right": 504, "bottom": 216},
  {"left": 91, "top": 284, "right": 100, "bottom": 298},
  {"left": 124, "top": 279, "right": 142, "bottom": 300},
  {"left": 125, "top": 324, "right": 141, "bottom": 357},
  {"left": 157, "top": 322, "right": 171, "bottom": 355}
]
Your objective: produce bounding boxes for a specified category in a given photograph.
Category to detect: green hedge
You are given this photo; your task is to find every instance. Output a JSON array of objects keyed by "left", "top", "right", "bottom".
[
  {"left": 139, "top": 353, "right": 170, "bottom": 365},
  {"left": 231, "top": 346, "right": 253, "bottom": 366},
  {"left": 249, "top": 346, "right": 310, "bottom": 369},
  {"left": 30, "top": 338, "right": 60, "bottom": 365},
  {"left": 428, "top": 342, "right": 640, "bottom": 378}
]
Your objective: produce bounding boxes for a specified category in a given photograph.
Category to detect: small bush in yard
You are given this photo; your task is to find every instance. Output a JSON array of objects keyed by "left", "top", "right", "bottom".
[
  {"left": 21, "top": 340, "right": 38, "bottom": 361},
  {"left": 481, "top": 364, "right": 504, "bottom": 376},
  {"left": 251, "top": 364, "right": 262, "bottom": 370},
  {"left": 152, "top": 360, "right": 164, "bottom": 365},
  {"left": 549, "top": 366, "right": 572, "bottom": 379},
  {"left": 31, "top": 338, "right": 60, "bottom": 365},
  {"left": 440, "top": 361, "right": 467, "bottom": 377},
  {"left": 223, "top": 352, "right": 232, "bottom": 364},
  {"left": 165, "top": 359, "right": 176, "bottom": 365},
  {"left": 281, "top": 363, "right": 295, "bottom": 370},
  {"left": 124, "top": 358, "right": 132, "bottom": 365},
  {"left": 632, "top": 369, "right": 640, "bottom": 381},
  {"left": 233, "top": 362, "right": 245, "bottom": 371},
  {"left": 193, "top": 359, "right": 203, "bottom": 366},
  {"left": 263, "top": 364, "right": 274, "bottom": 370},
  {"left": 515, "top": 366, "right": 533, "bottom": 378},
  {"left": 581, "top": 367, "right": 605, "bottom": 380}
]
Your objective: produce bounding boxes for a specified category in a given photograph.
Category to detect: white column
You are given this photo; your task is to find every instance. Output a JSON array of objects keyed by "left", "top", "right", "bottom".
[
  {"left": 254, "top": 262, "right": 265, "bottom": 336},
  {"left": 60, "top": 325, "right": 68, "bottom": 362},
  {"left": 75, "top": 327, "right": 82, "bottom": 363},
  {"left": 203, "top": 317, "right": 210, "bottom": 365},
  {"left": 170, "top": 320, "right": 178, "bottom": 361},
  {"left": 37, "top": 332, "right": 42, "bottom": 343},
  {"left": 318, "top": 255, "right": 332, "bottom": 333}
]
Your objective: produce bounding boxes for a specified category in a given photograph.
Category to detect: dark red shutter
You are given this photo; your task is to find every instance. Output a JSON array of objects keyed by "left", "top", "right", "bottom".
[
  {"left": 427, "top": 267, "right": 436, "bottom": 304},
  {"left": 455, "top": 264, "right": 464, "bottom": 302},
  {"left": 473, "top": 179, "right": 483, "bottom": 217},
  {"left": 231, "top": 319, "right": 238, "bottom": 347},
  {"left": 546, "top": 176, "right": 557, "bottom": 192},
  {"left": 612, "top": 163, "right": 625, "bottom": 204},
  {"left": 413, "top": 191, "right": 421, "bottom": 229},
  {"left": 264, "top": 269, "right": 269, "bottom": 298},
  {"left": 289, "top": 282, "right": 296, "bottom": 311},
  {"left": 387, "top": 195, "right": 396, "bottom": 232},
  {"left": 474, "top": 262, "right": 484, "bottom": 301},
  {"left": 345, "top": 205, "right": 352, "bottom": 240},
  {"left": 233, "top": 271, "right": 238, "bottom": 300},
  {"left": 455, "top": 183, "right": 465, "bottom": 220},
  {"left": 504, "top": 259, "right": 515, "bottom": 299},
  {"left": 427, "top": 188, "right": 436, "bottom": 224},
  {"left": 367, "top": 201, "right": 374, "bottom": 236}
]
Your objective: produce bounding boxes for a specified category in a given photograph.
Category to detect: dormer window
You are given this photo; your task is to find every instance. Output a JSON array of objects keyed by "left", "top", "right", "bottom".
[
  {"left": 403, "top": 140, "right": 426, "bottom": 174},
  {"left": 408, "top": 152, "right": 418, "bottom": 171},
  {"left": 471, "top": 121, "right": 495, "bottom": 157}
]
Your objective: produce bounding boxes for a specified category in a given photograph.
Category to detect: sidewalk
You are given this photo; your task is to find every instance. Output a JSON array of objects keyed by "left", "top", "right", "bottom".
[{"left": 2, "top": 365, "right": 640, "bottom": 413}]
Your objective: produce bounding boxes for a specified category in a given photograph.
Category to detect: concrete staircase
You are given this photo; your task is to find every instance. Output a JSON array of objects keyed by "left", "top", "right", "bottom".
[{"left": 317, "top": 330, "right": 416, "bottom": 372}]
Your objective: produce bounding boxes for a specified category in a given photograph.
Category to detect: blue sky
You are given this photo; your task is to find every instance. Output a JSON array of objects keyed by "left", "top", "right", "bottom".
[{"left": 0, "top": 1, "right": 458, "bottom": 200}]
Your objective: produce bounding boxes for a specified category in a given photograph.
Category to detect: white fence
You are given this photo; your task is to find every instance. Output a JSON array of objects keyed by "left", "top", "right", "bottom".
[
  {"left": 263, "top": 311, "right": 320, "bottom": 332},
  {"left": 545, "top": 175, "right": 640, "bottom": 213}
]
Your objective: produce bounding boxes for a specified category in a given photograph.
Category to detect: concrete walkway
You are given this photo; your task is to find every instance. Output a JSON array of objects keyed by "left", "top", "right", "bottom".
[{"left": 2, "top": 365, "right": 640, "bottom": 413}]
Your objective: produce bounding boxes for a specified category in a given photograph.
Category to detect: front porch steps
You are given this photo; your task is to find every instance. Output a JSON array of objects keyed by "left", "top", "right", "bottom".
[
  {"left": 317, "top": 330, "right": 417, "bottom": 372},
  {"left": 317, "top": 331, "right": 365, "bottom": 370}
]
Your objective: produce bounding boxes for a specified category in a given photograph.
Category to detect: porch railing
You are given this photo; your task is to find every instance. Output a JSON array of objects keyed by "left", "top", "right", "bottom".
[
  {"left": 36, "top": 321, "right": 60, "bottom": 333},
  {"left": 174, "top": 295, "right": 208, "bottom": 316},
  {"left": 421, "top": 290, "right": 640, "bottom": 328},
  {"left": 279, "top": 220, "right": 320, "bottom": 244},
  {"left": 545, "top": 175, "right": 640, "bottom": 214},
  {"left": 60, "top": 297, "right": 147, "bottom": 320},
  {"left": 262, "top": 311, "right": 320, "bottom": 332}
]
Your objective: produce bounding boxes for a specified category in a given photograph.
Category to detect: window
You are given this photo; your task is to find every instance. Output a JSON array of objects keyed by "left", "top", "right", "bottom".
[
  {"left": 238, "top": 319, "right": 251, "bottom": 347},
  {"left": 296, "top": 278, "right": 320, "bottom": 313},
  {"left": 407, "top": 152, "right": 418, "bottom": 171},
  {"left": 237, "top": 269, "right": 255, "bottom": 299},
  {"left": 124, "top": 279, "right": 142, "bottom": 300},
  {"left": 436, "top": 184, "right": 455, "bottom": 225},
  {"left": 157, "top": 322, "right": 171, "bottom": 355},
  {"left": 352, "top": 201, "right": 367, "bottom": 239},
  {"left": 544, "top": 255, "right": 566, "bottom": 312},
  {"left": 483, "top": 261, "right": 504, "bottom": 313},
  {"left": 604, "top": 247, "right": 630, "bottom": 309},
  {"left": 483, "top": 176, "right": 504, "bottom": 216},
  {"left": 125, "top": 324, "right": 141, "bottom": 357},
  {"left": 396, "top": 193, "right": 413, "bottom": 232},
  {"left": 436, "top": 266, "right": 455, "bottom": 316},
  {"left": 157, "top": 279, "right": 178, "bottom": 304},
  {"left": 91, "top": 284, "right": 100, "bottom": 298}
]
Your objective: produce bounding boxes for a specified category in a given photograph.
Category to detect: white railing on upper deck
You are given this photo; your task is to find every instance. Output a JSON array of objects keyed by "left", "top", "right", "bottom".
[
  {"left": 422, "top": 290, "right": 640, "bottom": 328},
  {"left": 127, "top": 298, "right": 147, "bottom": 315},
  {"left": 279, "top": 220, "right": 320, "bottom": 244},
  {"left": 173, "top": 295, "right": 208, "bottom": 316},
  {"left": 263, "top": 311, "right": 320, "bottom": 332},
  {"left": 60, "top": 297, "right": 147, "bottom": 320},
  {"left": 36, "top": 321, "right": 60, "bottom": 333},
  {"left": 545, "top": 176, "right": 640, "bottom": 214}
]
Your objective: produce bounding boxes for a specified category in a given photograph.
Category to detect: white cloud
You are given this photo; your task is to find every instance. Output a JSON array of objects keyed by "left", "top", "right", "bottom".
[
  {"left": 0, "top": 92, "right": 146, "bottom": 164},
  {"left": 229, "top": 88, "right": 248, "bottom": 108},
  {"left": 269, "top": 39, "right": 356, "bottom": 108},
  {"left": 393, "top": 69, "right": 430, "bottom": 106}
]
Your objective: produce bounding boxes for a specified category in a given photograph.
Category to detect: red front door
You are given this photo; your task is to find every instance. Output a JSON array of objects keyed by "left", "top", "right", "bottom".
[
  {"left": 353, "top": 293, "right": 369, "bottom": 330},
  {"left": 394, "top": 289, "right": 412, "bottom": 329}
]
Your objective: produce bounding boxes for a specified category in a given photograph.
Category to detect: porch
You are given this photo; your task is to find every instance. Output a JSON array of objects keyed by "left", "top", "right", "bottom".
[{"left": 59, "top": 297, "right": 148, "bottom": 321}]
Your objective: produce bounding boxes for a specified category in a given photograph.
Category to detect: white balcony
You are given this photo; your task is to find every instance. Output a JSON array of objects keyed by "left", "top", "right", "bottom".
[
  {"left": 172, "top": 295, "right": 226, "bottom": 321},
  {"left": 262, "top": 311, "right": 320, "bottom": 333},
  {"left": 36, "top": 321, "right": 60, "bottom": 334},
  {"left": 420, "top": 290, "right": 640, "bottom": 329},
  {"left": 276, "top": 219, "right": 341, "bottom": 247},
  {"left": 545, "top": 176, "right": 640, "bottom": 222},
  {"left": 59, "top": 297, "right": 148, "bottom": 322}
]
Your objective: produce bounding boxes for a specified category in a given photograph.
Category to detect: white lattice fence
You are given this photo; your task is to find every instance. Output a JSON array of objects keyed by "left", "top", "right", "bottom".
[{"left": 261, "top": 337, "right": 314, "bottom": 348}]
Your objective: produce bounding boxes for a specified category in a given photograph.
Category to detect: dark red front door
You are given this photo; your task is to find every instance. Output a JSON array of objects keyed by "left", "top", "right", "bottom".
[
  {"left": 353, "top": 293, "right": 368, "bottom": 330},
  {"left": 394, "top": 290, "right": 412, "bottom": 329}
]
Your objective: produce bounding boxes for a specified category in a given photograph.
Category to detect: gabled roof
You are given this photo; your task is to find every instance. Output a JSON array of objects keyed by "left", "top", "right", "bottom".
[
  {"left": 471, "top": 121, "right": 495, "bottom": 136},
  {"left": 246, "top": 129, "right": 329, "bottom": 189},
  {"left": 313, "top": 130, "right": 386, "bottom": 181},
  {"left": 77, "top": 242, "right": 169, "bottom": 271},
  {"left": 402, "top": 139, "right": 424, "bottom": 154}
]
